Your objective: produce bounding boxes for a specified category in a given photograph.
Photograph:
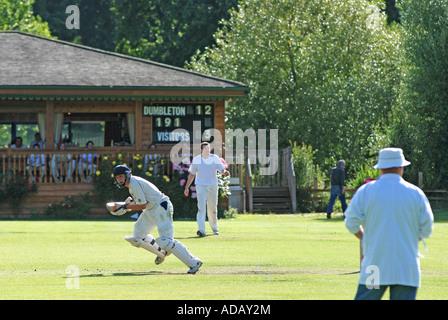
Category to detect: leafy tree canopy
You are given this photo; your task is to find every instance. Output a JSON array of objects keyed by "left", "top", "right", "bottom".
[
  {"left": 0, "top": 0, "right": 52, "bottom": 37},
  {"left": 188, "top": 0, "right": 402, "bottom": 174},
  {"left": 390, "top": 0, "right": 448, "bottom": 188},
  {"left": 33, "top": 0, "right": 237, "bottom": 67}
]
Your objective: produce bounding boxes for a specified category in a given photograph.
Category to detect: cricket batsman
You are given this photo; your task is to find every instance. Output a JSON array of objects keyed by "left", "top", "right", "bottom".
[{"left": 107, "top": 165, "right": 203, "bottom": 274}]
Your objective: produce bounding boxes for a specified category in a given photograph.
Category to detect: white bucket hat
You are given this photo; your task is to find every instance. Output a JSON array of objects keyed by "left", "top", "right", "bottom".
[{"left": 373, "top": 148, "right": 411, "bottom": 169}]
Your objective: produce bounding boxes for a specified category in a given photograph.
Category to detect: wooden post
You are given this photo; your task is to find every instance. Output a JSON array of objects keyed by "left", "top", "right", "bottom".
[
  {"left": 285, "top": 146, "right": 297, "bottom": 213},
  {"left": 216, "top": 100, "right": 225, "bottom": 159},
  {"left": 418, "top": 172, "right": 423, "bottom": 189},
  {"left": 245, "top": 150, "right": 253, "bottom": 213},
  {"left": 45, "top": 100, "right": 55, "bottom": 150},
  {"left": 313, "top": 177, "right": 318, "bottom": 210},
  {"left": 134, "top": 99, "right": 143, "bottom": 150}
]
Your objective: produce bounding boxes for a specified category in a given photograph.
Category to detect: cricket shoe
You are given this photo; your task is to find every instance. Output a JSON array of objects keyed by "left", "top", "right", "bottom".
[
  {"left": 155, "top": 250, "right": 171, "bottom": 265},
  {"left": 155, "top": 255, "right": 165, "bottom": 265},
  {"left": 197, "top": 230, "right": 206, "bottom": 237},
  {"left": 187, "top": 260, "right": 203, "bottom": 274}
]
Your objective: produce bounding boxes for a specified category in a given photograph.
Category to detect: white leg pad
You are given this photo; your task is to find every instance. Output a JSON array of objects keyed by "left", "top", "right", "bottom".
[
  {"left": 124, "top": 235, "right": 141, "bottom": 247},
  {"left": 156, "top": 237, "right": 199, "bottom": 268},
  {"left": 124, "top": 235, "right": 166, "bottom": 258}
]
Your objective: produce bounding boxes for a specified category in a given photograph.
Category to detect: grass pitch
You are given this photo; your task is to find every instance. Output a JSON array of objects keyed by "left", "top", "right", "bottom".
[{"left": 0, "top": 211, "right": 447, "bottom": 300}]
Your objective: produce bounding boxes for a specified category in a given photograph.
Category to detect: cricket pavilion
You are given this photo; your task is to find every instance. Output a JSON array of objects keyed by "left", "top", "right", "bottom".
[{"left": 0, "top": 31, "right": 254, "bottom": 218}]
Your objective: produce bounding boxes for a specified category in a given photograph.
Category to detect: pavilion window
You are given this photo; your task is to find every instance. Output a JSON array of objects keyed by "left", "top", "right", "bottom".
[
  {"left": 63, "top": 121, "right": 105, "bottom": 147},
  {"left": 0, "top": 123, "right": 39, "bottom": 148}
]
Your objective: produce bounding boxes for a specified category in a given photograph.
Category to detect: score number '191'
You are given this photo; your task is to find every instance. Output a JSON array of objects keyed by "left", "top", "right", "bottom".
[
  {"left": 154, "top": 105, "right": 212, "bottom": 128},
  {"left": 155, "top": 117, "right": 181, "bottom": 128}
]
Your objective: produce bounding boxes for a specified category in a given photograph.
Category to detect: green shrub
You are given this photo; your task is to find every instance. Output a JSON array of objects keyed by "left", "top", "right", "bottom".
[
  {"left": 290, "top": 141, "right": 326, "bottom": 212},
  {"left": 43, "top": 192, "right": 92, "bottom": 219},
  {"left": 0, "top": 170, "right": 38, "bottom": 217},
  {"left": 347, "top": 165, "right": 380, "bottom": 190}
]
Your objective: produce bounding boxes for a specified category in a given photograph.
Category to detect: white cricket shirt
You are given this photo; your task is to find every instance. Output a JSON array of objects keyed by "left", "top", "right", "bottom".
[
  {"left": 189, "top": 154, "right": 225, "bottom": 185},
  {"left": 345, "top": 173, "right": 434, "bottom": 288},
  {"left": 128, "top": 175, "right": 168, "bottom": 210}
]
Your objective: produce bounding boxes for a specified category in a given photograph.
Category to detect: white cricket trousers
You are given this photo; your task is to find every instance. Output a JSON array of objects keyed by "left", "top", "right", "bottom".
[
  {"left": 133, "top": 201, "right": 174, "bottom": 239},
  {"left": 131, "top": 200, "right": 201, "bottom": 269},
  {"left": 196, "top": 184, "right": 219, "bottom": 233}
]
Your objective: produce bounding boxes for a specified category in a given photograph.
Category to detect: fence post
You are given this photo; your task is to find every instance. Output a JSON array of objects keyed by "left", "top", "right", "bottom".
[
  {"left": 284, "top": 146, "right": 296, "bottom": 213},
  {"left": 313, "top": 177, "right": 318, "bottom": 210},
  {"left": 418, "top": 172, "right": 423, "bottom": 189},
  {"left": 244, "top": 150, "right": 253, "bottom": 213}
]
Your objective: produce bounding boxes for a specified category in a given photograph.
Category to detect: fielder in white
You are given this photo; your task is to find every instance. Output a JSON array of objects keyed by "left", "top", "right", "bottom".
[
  {"left": 108, "top": 165, "right": 203, "bottom": 274},
  {"left": 184, "top": 142, "right": 229, "bottom": 237},
  {"left": 345, "top": 148, "right": 434, "bottom": 300}
]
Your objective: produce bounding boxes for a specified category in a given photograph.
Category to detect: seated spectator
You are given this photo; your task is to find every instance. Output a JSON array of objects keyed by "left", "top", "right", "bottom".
[
  {"left": 26, "top": 144, "right": 46, "bottom": 182},
  {"left": 30, "top": 132, "right": 44, "bottom": 148},
  {"left": 78, "top": 140, "right": 97, "bottom": 183},
  {"left": 144, "top": 143, "right": 159, "bottom": 175},
  {"left": 10, "top": 137, "right": 28, "bottom": 148},
  {"left": 51, "top": 141, "right": 73, "bottom": 183}
]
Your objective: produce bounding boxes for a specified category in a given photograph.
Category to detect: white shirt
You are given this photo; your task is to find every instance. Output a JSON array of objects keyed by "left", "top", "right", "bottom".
[
  {"left": 11, "top": 144, "right": 28, "bottom": 148},
  {"left": 27, "top": 153, "right": 45, "bottom": 167},
  {"left": 79, "top": 150, "right": 97, "bottom": 164},
  {"left": 128, "top": 175, "right": 168, "bottom": 211},
  {"left": 189, "top": 154, "right": 225, "bottom": 185},
  {"left": 345, "top": 173, "right": 434, "bottom": 287}
]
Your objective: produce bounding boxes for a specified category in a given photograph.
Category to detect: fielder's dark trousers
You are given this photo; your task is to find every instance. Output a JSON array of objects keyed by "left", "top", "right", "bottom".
[
  {"left": 326, "top": 185, "right": 348, "bottom": 215},
  {"left": 355, "top": 284, "right": 418, "bottom": 300}
]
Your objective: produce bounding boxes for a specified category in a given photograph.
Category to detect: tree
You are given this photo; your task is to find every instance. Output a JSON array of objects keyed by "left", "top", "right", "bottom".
[
  {"left": 113, "top": 0, "right": 238, "bottom": 67},
  {"left": 384, "top": 0, "right": 400, "bottom": 24},
  {"left": 188, "top": 0, "right": 402, "bottom": 174},
  {"left": 33, "top": 0, "right": 238, "bottom": 67},
  {"left": 0, "top": 0, "right": 52, "bottom": 37},
  {"left": 390, "top": 0, "right": 448, "bottom": 188},
  {"left": 33, "top": 0, "right": 116, "bottom": 51}
]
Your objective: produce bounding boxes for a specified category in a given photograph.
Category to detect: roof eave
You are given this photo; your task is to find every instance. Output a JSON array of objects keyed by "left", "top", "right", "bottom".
[
  {"left": 0, "top": 85, "right": 250, "bottom": 91},
  {"left": 0, "top": 85, "right": 250, "bottom": 102}
]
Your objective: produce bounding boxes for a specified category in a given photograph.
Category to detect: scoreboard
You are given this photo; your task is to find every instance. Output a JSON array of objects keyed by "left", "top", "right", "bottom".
[{"left": 143, "top": 103, "right": 214, "bottom": 143}]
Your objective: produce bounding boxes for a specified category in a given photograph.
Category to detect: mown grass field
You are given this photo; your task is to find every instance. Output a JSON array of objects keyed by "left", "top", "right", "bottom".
[{"left": 0, "top": 210, "right": 447, "bottom": 300}]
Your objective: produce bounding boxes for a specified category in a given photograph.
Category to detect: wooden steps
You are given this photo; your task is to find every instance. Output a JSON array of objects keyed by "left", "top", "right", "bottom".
[
  {"left": 240, "top": 147, "right": 297, "bottom": 213},
  {"left": 251, "top": 187, "right": 292, "bottom": 213}
]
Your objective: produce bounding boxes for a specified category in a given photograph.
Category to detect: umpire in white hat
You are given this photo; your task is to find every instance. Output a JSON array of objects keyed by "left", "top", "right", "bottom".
[{"left": 344, "top": 148, "right": 434, "bottom": 300}]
